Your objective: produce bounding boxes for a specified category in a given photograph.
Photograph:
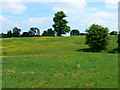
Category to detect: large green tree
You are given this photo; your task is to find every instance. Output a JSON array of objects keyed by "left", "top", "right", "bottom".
[
  {"left": 85, "top": 24, "right": 109, "bottom": 50},
  {"left": 52, "top": 11, "right": 70, "bottom": 36}
]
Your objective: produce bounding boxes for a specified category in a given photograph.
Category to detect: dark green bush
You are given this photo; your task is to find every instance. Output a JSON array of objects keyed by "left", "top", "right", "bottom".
[
  {"left": 118, "top": 32, "right": 120, "bottom": 52},
  {"left": 70, "top": 29, "right": 80, "bottom": 36},
  {"left": 85, "top": 24, "right": 109, "bottom": 50}
]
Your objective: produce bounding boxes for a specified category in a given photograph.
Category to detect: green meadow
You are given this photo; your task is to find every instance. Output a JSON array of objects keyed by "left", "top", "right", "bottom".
[{"left": 2, "top": 36, "right": 118, "bottom": 88}]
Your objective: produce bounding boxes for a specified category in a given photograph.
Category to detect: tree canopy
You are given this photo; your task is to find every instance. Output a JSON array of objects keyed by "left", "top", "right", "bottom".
[
  {"left": 29, "top": 27, "right": 40, "bottom": 36},
  {"left": 70, "top": 29, "right": 80, "bottom": 36},
  {"left": 85, "top": 24, "right": 109, "bottom": 50},
  {"left": 110, "top": 31, "right": 118, "bottom": 35},
  {"left": 12, "top": 27, "right": 21, "bottom": 37},
  {"left": 52, "top": 11, "right": 70, "bottom": 36},
  {"left": 118, "top": 32, "right": 120, "bottom": 52},
  {"left": 42, "top": 28, "right": 55, "bottom": 36},
  {"left": 7, "top": 30, "right": 12, "bottom": 37}
]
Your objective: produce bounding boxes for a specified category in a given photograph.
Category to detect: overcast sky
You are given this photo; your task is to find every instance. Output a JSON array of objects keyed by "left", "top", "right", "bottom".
[{"left": 0, "top": 0, "right": 119, "bottom": 36}]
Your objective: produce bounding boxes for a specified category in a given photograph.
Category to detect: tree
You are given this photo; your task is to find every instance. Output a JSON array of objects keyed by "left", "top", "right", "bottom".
[
  {"left": 0, "top": 33, "right": 2, "bottom": 38},
  {"left": 1, "top": 33, "right": 8, "bottom": 38},
  {"left": 110, "top": 31, "right": 118, "bottom": 35},
  {"left": 42, "top": 28, "right": 55, "bottom": 36},
  {"left": 85, "top": 24, "right": 109, "bottom": 50},
  {"left": 52, "top": 11, "right": 70, "bottom": 36},
  {"left": 7, "top": 30, "right": 13, "bottom": 37},
  {"left": 118, "top": 32, "right": 120, "bottom": 52},
  {"left": 42, "top": 31, "right": 47, "bottom": 36},
  {"left": 35, "top": 27, "right": 40, "bottom": 36},
  {"left": 70, "top": 29, "right": 80, "bottom": 36},
  {"left": 47, "top": 28, "right": 55, "bottom": 36},
  {"left": 22, "top": 32, "right": 30, "bottom": 37},
  {"left": 29, "top": 27, "right": 40, "bottom": 36},
  {"left": 12, "top": 27, "right": 21, "bottom": 37},
  {"left": 29, "top": 27, "right": 36, "bottom": 36}
]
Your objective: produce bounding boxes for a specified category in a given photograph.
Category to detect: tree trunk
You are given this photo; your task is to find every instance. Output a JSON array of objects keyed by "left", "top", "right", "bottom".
[{"left": 57, "top": 33, "right": 61, "bottom": 36}]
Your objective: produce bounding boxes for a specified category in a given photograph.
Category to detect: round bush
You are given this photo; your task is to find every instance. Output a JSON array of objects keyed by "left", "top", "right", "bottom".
[
  {"left": 85, "top": 24, "right": 109, "bottom": 50},
  {"left": 118, "top": 32, "right": 120, "bottom": 52}
]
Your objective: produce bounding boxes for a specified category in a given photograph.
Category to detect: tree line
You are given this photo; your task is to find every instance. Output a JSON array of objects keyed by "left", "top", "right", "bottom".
[
  {"left": 0, "top": 10, "right": 119, "bottom": 52},
  {"left": 0, "top": 11, "right": 118, "bottom": 38}
]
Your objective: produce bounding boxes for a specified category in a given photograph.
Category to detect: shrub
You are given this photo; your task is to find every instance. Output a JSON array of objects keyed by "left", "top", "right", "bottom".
[
  {"left": 85, "top": 24, "right": 109, "bottom": 50},
  {"left": 70, "top": 29, "right": 80, "bottom": 36},
  {"left": 118, "top": 32, "right": 120, "bottom": 52},
  {"left": 42, "top": 28, "right": 55, "bottom": 36},
  {"left": 109, "top": 31, "right": 118, "bottom": 35}
]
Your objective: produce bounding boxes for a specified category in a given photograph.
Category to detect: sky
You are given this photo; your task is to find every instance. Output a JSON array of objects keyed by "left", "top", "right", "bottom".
[{"left": 0, "top": 0, "right": 119, "bottom": 36}]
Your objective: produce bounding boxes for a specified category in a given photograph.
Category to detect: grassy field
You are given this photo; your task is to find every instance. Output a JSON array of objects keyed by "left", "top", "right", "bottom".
[{"left": 1, "top": 36, "right": 118, "bottom": 88}]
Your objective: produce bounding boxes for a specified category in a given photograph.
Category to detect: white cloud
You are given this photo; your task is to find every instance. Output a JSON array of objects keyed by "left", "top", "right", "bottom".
[
  {"left": 50, "top": 0, "right": 86, "bottom": 2},
  {"left": 87, "top": 7, "right": 99, "bottom": 12},
  {"left": 0, "top": 15, "right": 6, "bottom": 32},
  {"left": 25, "top": 16, "right": 53, "bottom": 32},
  {"left": 82, "top": 11, "right": 117, "bottom": 24},
  {"left": 52, "top": 0, "right": 87, "bottom": 14},
  {"left": 81, "top": 11, "right": 117, "bottom": 31},
  {"left": 105, "top": 0, "right": 119, "bottom": 8},
  {"left": 2, "top": 0, "right": 26, "bottom": 14},
  {"left": 32, "top": 8, "right": 36, "bottom": 10},
  {"left": 0, "top": 14, "right": 54, "bottom": 33},
  {"left": 53, "top": 7, "right": 75, "bottom": 14},
  {"left": 0, "top": 15, "right": 16, "bottom": 33},
  {"left": 0, "top": 15, "right": 7, "bottom": 21},
  {"left": 109, "top": 22, "right": 118, "bottom": 30},
  {"left": 91, "top": 11, "right": 117, "bottom": 20},
  {"left": 27, "top": 16, "right": 52, "bottom": 24}
]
